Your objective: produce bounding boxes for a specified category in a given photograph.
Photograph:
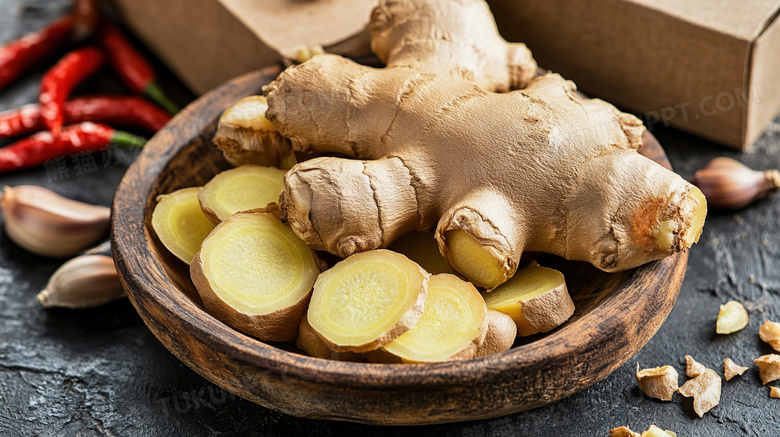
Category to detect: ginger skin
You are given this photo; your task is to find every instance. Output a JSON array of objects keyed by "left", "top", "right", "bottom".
[{"left": 261, "top": 0, "right": 706, "bottom": 288}]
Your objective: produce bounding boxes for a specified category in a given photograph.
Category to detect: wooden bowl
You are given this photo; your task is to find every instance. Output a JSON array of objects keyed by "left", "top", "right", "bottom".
[{"left": 111, "top": 66, "right": 687, "bottom": 426}]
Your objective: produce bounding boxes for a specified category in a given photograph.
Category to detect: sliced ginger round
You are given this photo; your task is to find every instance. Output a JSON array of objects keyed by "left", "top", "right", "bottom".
[
  {"left": 199, "top": 165, "right": 286, "bottom": 223},
  {"left": 152, "top": 187, "right": 216, "bottom": 265},
  {"left": 191, "top": 212, "right": 320, "bottom": 341},
  {"left": 482, "top": 262, "right": 574, "bottom": 336},
  {"left": 383, "top": 274, "right": 487, "bottom": 363},
  {"left": 307, "top": 249, "right": 429, "bottom": 353}
]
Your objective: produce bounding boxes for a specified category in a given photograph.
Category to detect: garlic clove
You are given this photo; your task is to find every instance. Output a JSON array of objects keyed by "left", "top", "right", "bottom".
[
  {"left": 1, "top": 185, "right": 110, "bottom": 257},
  {"left": 37, "top": 254, "right": 125, "bottom": 309},
  {"left": 691, "top": 157, "right": 780, "bottom": 211}
]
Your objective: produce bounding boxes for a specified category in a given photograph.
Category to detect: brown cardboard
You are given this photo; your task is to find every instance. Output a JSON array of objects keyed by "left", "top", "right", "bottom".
[
  {"left": 109, "top": 0, "right": 375, "bottom": 95},
  {"left": 110, "top": 0, "right": 780, "bottom": 149},
  {"left": 486, "top": 0, "right": 780, "bottom": 149}
]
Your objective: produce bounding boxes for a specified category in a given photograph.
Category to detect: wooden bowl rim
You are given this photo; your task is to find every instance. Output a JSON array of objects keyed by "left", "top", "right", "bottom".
[{"left": 111, "top": 65, "right": 686, "bottom": 392}]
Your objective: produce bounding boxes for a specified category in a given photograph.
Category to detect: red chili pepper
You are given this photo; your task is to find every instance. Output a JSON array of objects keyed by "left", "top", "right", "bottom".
[
  {"left": 72, "top": 0, "right": 101, "bottom": 42},
  {"left": 100, "top": 23, "right": 179, "bottom": 115},
  {"left": 0, "top": 96, "right": 171, "bottom": 138},
  {"left": 0, "top": 16, "right": 74, "bottom": 92},
  {"left": 0, "top": 122, "right": 144, "bottom": 172},
  {"left": 39, "top": 47, "right": 105, "bottom": 136}
]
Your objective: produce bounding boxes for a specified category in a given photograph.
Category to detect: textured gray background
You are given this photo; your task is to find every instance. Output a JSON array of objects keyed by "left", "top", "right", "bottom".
[{"left": 1, "top": 1, "right": 779, "bottom": 436}]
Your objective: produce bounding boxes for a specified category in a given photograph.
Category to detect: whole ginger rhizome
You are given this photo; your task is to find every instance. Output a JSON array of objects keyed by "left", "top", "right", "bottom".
[{"left": 152, "top": 0, "right": 708, "bottom": 364}]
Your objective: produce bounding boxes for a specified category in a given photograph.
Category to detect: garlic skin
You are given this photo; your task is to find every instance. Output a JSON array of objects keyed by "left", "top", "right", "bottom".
[
  {"left": 691, "top": 157, "right": 780, "bottom": 211},
  {"left": 0, "top": 185, "right": 110, "bottom": 257},
  {"left": 37, "top": 254, "right": 125, "bottom": 309}
]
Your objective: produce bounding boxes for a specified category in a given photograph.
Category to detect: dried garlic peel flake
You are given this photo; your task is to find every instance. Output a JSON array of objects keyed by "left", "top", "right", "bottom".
[
  {"left": 755, "top": 354, "right": 780, "bottom": 385},
  {"left": 677, "top": 369, "right": 721, "bottom": 417},
  {"left": 724, "top": 358, "right": 748, "bottom": 381},
  {"left": 759, "top": 320, "right": 780, "bottom": 352},
  {"left": 685, "top": 355, "right": 706, "bottom": 378},
  {"left": 609, "top": 426, "right": 640, "bottom": 437},
  {"left": 636, "top": 364, "right": 678, "bottom": 401}
]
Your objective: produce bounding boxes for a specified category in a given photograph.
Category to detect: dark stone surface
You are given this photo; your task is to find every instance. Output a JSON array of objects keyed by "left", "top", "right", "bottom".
[{"left": 1, "top": 1, "right": 779, "bottom": 435}]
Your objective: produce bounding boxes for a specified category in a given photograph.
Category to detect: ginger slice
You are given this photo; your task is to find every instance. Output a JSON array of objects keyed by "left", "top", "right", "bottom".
[
  {"left": 482, "top": 262, "right": 574, "bottom": 336},
  {"left": 383, "top": 274, "right": 487, "bottom": 363},
  {"left": 152, "top": 187, "right": 216, "bottom": 265},
  {"left": 677, "top": 368, "right": 721, "bottom": 417},
  {"left": 388, "top": 231, "right": 457, "bottom": 275},
  {"left": 198, "top": 165, "right": 286, "bottom": 223},
  {"left": 212, "top": 96, "right": 295, "bottom": 168},
  {"left": 191, "top": 212, "right": 320, "bottom": 342},
  {"left": 723, "top": 358, "right": 748, "bottom": 381},
  {"left": 754, "top": 354, "right": 780, "bottom": 385},
  {"left": 307, "top": 249, "right": 429, "bottom": 353},
  {"left": 771, "top": 386, "right": 780, "bottom": 398},
  {"left": 685, "top": 355, "right": 706, "bottom": 378},
  {"left": 475, "top": 310, "right": 517, "bottom": 357},
  {"left": 296, "top": 315, "right": 362, "bottom": 361},
  {"left": 715, "top": 300, "right": 749, "bottom": 334},
  {"left": 759, "top": 320, "right": 780, "bottom": 352},
  {"left": 636, "top": 364, "right": 679, "bottom": 401}
]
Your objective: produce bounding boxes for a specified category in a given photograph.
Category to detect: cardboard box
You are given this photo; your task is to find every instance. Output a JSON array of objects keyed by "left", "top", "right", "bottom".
[
  {"left": 108, "top": 0, "right": 375, "bottom": 95},
  {"left": 486, "top": 0, "right": 780, "bottom": 150},
  {"left": 112, "top": 0, "right": 780, "bottom": 149}
]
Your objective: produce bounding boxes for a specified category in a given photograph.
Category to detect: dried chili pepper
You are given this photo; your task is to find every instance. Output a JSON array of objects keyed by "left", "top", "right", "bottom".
[
  {"left": 72, "top": 0, "right": 101, "bottom": 42},
  {"left": 0, "top": 16, "right": 74, "bottom": 92},
  {"left": 39, "top": 47, "right": 105, "bottom": 136},
  {"left": 0, "top": 122, "right": 144, "bottom": 172},
  {"left": 0, "top": 96, "right": 171, "bottom": 138},
  {"left": 99, "top": 23, "right": 180, "bottom": 115}
]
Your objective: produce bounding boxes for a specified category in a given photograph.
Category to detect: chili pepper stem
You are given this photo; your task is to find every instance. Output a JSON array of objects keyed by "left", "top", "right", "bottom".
[
  {"left": 111, "top": 130, "right": 146, "bottom": 148},
  {"left": 144, "top": 81, "right": 179, "bottom": 115}
]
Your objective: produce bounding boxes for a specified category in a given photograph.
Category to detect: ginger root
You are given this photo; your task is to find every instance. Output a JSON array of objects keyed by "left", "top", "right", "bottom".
[
  {"left": 715, "top": 300, "right": 749, "bottom": 334},
  {"left": 723, "top": 358, "right": 748, "bottom": 381},
  {"left": 754, "top": 354, "right": 780, "bottom": 385},
  {"left": 482, "top": 262, "right": 574, "bottom": 336},
  {"left": 383, "top": 274, "right": 487, "bottom": 362},
  {"left": 636, "top": 364, "right": 679, "bottom": 401},
  {"left": 759, "top": 320, "right": 780, "bottom": 352},
  {"left": 307, "top": 249, "right": 429, "bottom": 352},
  {"left": 198, "top": 165, "right": 286, "bottom": 223},
  {"left": 152, "top": 187, "right": 216, "bottom": 265},
  {"left": 475, "top": 309, "right": 517, "bottom": 357},
  {"left": 254, "top": 0, "right": 706, "bottom": 289},
  {"left": 677, "top": 365, "right": 721, "bottom": 417},
  {"left": 190, "top": 210, "right": 320, "bottom": 341},
  {"left": 213, "top": 96, "right": 295, "bottom": 168}
]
